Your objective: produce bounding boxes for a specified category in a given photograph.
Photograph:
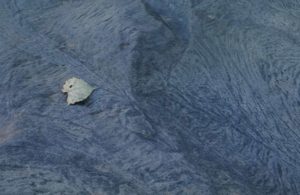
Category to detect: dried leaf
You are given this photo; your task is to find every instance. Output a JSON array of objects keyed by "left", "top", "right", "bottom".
[{"left": 62, "top": 77, "right": 95, "bottom": 105}]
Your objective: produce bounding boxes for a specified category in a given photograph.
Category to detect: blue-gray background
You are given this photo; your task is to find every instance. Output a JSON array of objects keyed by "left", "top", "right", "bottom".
[{"left": 0, "top": 0, "right": 300, "bottom": 194}]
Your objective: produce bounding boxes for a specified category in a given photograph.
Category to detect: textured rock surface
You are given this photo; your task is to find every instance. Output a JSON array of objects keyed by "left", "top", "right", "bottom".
[{"left": 0, "top": 0, "right": 300, "bottom": 194}]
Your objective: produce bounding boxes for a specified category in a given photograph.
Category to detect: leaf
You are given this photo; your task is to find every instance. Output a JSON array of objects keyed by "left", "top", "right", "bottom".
[{"left": 62, "top": 77, "right": 95, "bottom": 105}]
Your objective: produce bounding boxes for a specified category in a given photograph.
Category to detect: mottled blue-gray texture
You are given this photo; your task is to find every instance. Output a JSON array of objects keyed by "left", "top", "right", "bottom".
[{"left": 0, "top": 0, "right": 300, "bottom": 194}]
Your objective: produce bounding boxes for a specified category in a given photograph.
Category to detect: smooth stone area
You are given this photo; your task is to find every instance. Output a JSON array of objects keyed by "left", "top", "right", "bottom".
[{"left": 0, "top": 0, "right": 300, "bottom": 194}]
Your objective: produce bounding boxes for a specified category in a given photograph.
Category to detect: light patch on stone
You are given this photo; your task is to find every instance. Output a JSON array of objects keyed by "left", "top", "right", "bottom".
[{"left": 62, "top": 77, "right": 95, "bottom": 105}]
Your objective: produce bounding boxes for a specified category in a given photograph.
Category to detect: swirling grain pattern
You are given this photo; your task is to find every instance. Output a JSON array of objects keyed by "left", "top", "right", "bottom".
[{"left": 0, "top": 0, "right": 299, "bottom": 194}]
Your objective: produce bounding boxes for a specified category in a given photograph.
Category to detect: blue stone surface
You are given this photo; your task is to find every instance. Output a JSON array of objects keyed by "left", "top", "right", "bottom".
[{"left": 0, "top": 0, "right": 300, "bottom": 194}]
